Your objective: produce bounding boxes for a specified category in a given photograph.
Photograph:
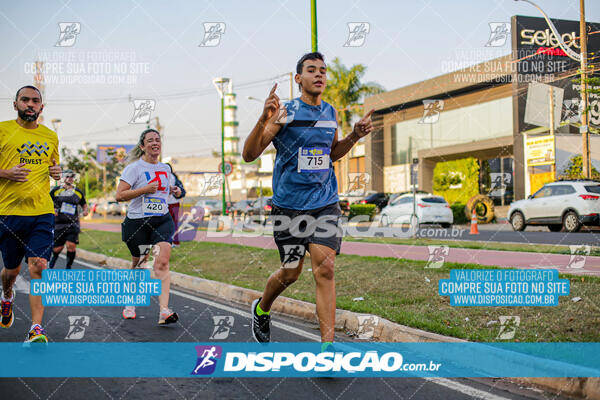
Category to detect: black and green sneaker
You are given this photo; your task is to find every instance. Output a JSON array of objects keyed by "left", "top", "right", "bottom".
[{"left": 251, "top": 298, "right": 270, "bottom": 343}]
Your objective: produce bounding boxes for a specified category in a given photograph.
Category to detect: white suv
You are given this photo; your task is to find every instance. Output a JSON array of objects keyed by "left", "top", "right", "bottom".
[{"left": 507, "top": 180, "right": 600, "bottom": 232}]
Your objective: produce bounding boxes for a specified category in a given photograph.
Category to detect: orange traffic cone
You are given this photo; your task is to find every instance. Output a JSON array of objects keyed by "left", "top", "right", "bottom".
[{"left": 469, "top": 209, "right": 479, "bottom": 235}]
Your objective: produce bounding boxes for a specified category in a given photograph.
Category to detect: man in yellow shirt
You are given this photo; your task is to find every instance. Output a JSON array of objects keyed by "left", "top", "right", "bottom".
[{"left": 0, "top": 86, "right": 61, "bottom": 343}]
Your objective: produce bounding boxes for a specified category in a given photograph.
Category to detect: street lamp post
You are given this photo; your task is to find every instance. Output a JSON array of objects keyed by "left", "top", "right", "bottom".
[
  {"left": 213, "top": 77, "right": 231, "bottom": 216},
  {"left": 311, "top": 0, "right": 318, "bottom": 52},
  {"left": 514, "top": 0, "right": 591, "bottom": 178},
  {"left": 82, "top": 142, "right": 91, "bottom": 197},
  {"left": 51, "top": 119, "right": 62, "bottom": 185}
]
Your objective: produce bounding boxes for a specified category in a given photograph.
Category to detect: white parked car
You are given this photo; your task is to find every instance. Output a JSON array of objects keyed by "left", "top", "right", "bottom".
[
  {"left": 380, "top": 193, "right": 453, "bottom": 228},
  {"left": 507, "top": 180, "right": 600, "bottom": 232}
]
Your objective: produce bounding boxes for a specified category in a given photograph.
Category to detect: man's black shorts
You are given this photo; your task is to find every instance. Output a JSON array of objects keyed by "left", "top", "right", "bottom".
[
  {"left": 271, "top": 202, "right": 342, "bottom": 266},
  {"left": 54, "top": 225, "right": 80, "bottom": 247},
  {"left": 121, "top": 214, "right": 175, "bottom": 257}
]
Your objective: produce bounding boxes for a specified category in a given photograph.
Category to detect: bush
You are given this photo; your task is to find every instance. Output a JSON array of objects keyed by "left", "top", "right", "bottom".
[
  {"left": 433, "top": 158, "right": 479, "bottom": 205},
  {"left": 450, "top": 203, "right": 469, "bottom": 225},
  {"left": 249, "top": 187, "right": 273, "bottom": 197},
  {"left": 349, "top": 204, "right": 376, "bottom": 220}
]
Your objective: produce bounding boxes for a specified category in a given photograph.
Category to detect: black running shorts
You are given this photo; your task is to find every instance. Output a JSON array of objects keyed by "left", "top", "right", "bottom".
[
  {"left": 121, "top": 214, "right": 175, "bottom": 257},
  {"left": 271, "top": 202, "right": 342, "bottom": 266}
]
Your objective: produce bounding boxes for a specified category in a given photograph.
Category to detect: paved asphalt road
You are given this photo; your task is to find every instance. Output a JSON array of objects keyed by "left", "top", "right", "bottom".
[{"left": 0, "top": 257, "right": 570, "bottom": 400}]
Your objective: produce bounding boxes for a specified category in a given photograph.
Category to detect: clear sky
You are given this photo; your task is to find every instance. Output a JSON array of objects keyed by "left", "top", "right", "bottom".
[{"left": 0, "top": 0, "right": 597, "bottom": 158}]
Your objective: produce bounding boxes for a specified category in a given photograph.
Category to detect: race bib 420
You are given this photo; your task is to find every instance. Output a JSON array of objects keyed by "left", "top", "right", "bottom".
[
  {"left": 143, "top": 196, "right": 167, "bottom": 216},
  {"left": 297, "top": 147, "right": 330, "bottom": 173}
]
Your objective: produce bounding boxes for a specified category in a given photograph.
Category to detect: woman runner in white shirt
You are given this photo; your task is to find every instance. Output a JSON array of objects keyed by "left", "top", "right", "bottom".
[{"left": 116, "top": 129, "right": 181, "bottom": 325}]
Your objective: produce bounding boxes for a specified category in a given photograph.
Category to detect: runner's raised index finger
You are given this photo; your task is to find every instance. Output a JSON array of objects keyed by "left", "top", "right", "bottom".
[
  {"left": 268, "top": 83, "right": 278, "bottom": 96},
  {"left": 362, "top": 109, "right": 375, "bottom": 120}
]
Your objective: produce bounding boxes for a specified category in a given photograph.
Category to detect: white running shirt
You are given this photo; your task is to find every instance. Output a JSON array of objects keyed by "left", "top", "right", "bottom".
[{"left": 120, "top": 159, "right": 174, "bottom": 219}]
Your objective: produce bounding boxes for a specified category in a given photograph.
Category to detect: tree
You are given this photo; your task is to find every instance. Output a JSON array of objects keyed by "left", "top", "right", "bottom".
[
  {"left": 322, "top": 57, "right": 384, "bottom": 135},
  {"left": 559, "top": 154, "right": 600, "bottom": 180},
  {"left": 322, "top": 58, "right": 384, "bottom": 193},
  {"left": 59, "top": 146, "right": 127, "bottom": 198}
]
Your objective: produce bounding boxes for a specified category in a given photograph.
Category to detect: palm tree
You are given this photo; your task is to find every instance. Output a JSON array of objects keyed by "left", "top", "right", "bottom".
[
  {"left": 323, "top": 57, "right": 384, "bottom": 136},
  {"left": 322, "top": 57, "right": 384, "bottom": 193}
]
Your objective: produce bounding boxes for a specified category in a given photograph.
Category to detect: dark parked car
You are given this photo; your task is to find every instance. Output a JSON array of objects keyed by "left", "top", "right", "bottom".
[
  {"left": 248, "top": 197, "right": 273, "bottom": 216},
  {"left": 230, "top": 199, "right": 253, "bottom": 217},
  {"left": 194, "top": 199, "right": 222, "bottom": 217},
  {"left": 356, "top": 192, "right": 390, "bottom": 211}
]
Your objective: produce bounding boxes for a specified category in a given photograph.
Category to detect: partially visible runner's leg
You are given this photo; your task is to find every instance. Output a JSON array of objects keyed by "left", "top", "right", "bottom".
[
  {"left": 27, "top": 256, "right": 48, "bottom": 343},
  {"left": 259, "top": 257, "right": 305, "bottom": 312},
  {"left": 154, "top": 241, "right": 178, "bottom": 325},
  {"left": 65, "top": 240, "right": 77, "bottom": 269},
  {"left": 308, "top": 243, "right": 337, "bottom": 343},
  {"left": 252, "top": 257, "right": 305, "bottom": 343},
  {"left": 0, "top": 266, "right": 19, "bottom": 329}
]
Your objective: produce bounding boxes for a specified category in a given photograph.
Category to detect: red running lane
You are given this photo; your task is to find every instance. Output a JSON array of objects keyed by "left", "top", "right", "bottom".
[{"left": 82, "top": 222, "right": 600, "bottom": 276}]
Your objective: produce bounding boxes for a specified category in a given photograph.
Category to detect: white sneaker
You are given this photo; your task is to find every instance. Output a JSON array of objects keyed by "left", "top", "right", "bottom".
[{"left": 122, "top": 306, "right": 136, "bottom": 319}]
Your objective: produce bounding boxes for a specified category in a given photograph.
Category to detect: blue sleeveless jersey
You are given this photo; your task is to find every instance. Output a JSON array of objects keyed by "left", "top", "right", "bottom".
[{"left": 271, "top": 98, "right": 339, "bottom": 210}]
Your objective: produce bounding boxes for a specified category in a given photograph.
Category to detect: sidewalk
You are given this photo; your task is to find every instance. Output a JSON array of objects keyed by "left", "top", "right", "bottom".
[{"left": 81, "top": 222, "right": 600, "bottom": 275}]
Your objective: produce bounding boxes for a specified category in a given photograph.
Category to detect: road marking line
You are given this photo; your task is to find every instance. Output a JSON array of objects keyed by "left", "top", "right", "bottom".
[
  {"left": 71, "top": 257, "right": 514, "bottom": 400},
  {"left": 14, "top": 274, "right": 30, "bottom": 294},
  {"left": 425, "top": 378, "right": 511, "bottom": 400}
]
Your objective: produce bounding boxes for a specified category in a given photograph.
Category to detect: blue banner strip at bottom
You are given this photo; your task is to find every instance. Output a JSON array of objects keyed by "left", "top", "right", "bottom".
[{"left": 2, "top": 342, "right": 599, "bottom": 378}]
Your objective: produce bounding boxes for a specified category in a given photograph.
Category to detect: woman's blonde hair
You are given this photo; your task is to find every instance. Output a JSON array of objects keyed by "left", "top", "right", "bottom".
[{"left": 129, "top": 128, "right": 160, "bottom": 162}]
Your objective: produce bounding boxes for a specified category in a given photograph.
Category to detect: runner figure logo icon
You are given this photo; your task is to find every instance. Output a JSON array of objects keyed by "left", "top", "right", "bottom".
[
  {"left": 192, "top": 345, "right": 222, "bottom": 375},
  {"left": 425, "top": 245, "right": 449, "bottom": 269},
  {"left": 567, "top": 245, "right": 590, "bottom": 269},
  {"left": 562, "top": 99, "right": 581, "bottom": 124},
  {"left": 419, "top": 100, "right": 444, "bottom": 124},
  {"left": 199, "top": 23, "right": 225, "bottom": 47},
  {"left": 356, "top": 315, "right": 379, "bottom": 339},
  {"left": 55, "top": 22, "right": 81, "bottom": 47},
  {"left": 129, "top": 99, "right": 156, "bottom": 124},
  {"left": 496, "top": 316, "right": 520, "bottom": 340},
  {"left": 488, "top": 173, "right": 511, "bottom": 197},
  {"left": 282, "top": 245, "right": 305, "bottom": 269},
  {"left": 485, "top": 22, "right": 510, "bottom": 47},
  {"left": 65, "top": 316, "right": 90, "bottom": 340},
  {"left": 210, "top": 316, "right": 234, "bottom": 340},
  {"left": 347, "top": 173, "right": 370, "bottom": 196},
  {"left": 344, "top": 23, "right": 370, "bottom": 47},
  {"left": 175, "top": 206, "right": 204, "bottom": 242},
  {"left": 201, "top": 173, "right": 224, "bottom": 197}
]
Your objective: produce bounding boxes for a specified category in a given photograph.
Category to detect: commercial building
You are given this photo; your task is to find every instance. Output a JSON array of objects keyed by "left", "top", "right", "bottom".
[{"left": 364, "top": 15, "right": 600, "bottom": 203}]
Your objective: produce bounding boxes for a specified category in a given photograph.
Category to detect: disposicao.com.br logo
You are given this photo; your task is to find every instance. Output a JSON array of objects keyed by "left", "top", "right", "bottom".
[{"left": 190, "top": 343, "right": 442, "bottom": 377}]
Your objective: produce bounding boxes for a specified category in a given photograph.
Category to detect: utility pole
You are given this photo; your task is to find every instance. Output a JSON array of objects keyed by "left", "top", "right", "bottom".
[
  {"left": 82, "top": 142, "right": 90, "bottom": 197},
  {"left": 311, "top": 0, "right": 318, "bottom": 52},
  {"left": 213, "top": 78, "right": 230, "bottom": 216},
  {"left": 579, "top": 0, "right": 590, "bottom": 179}
]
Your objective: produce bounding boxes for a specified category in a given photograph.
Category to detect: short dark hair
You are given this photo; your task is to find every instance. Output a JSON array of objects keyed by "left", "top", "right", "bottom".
[
  {"left": 296, "top": 52, "right": 325, "bottom": 74},
  {"left": 15, "top": 85, "right": 42, "bottom": 102}
]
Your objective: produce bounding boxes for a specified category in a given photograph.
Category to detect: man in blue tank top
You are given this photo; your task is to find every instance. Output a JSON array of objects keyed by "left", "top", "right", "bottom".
[{"left": 243, "top": 52, "right": 374, "bottom": 344}]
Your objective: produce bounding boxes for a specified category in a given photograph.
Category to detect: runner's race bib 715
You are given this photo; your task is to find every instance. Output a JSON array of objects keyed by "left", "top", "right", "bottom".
[
  {"left": 297, "top": 147, "right": 330, "bottom": 173},
  {"left": 60, "top": 202, "right": 77, "bottom": 216},
  {"left": 143, "top": 196, "right": 167, "bottom": 216}
]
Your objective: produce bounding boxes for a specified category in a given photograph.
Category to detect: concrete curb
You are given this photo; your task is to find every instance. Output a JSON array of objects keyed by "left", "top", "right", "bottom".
[{"left": 74, "top": 248, "right": 597, "bottom": 399}]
